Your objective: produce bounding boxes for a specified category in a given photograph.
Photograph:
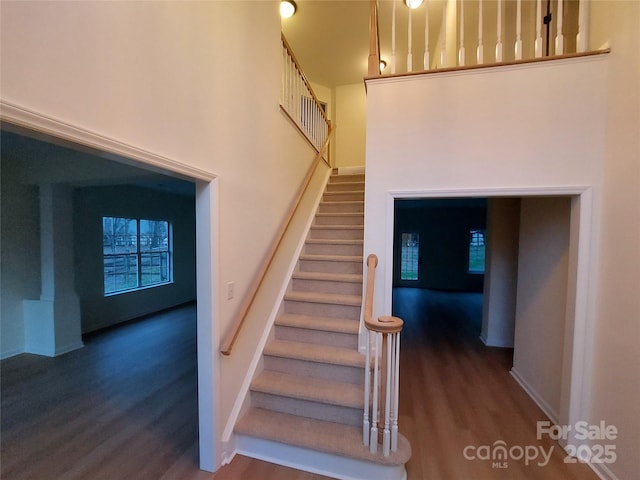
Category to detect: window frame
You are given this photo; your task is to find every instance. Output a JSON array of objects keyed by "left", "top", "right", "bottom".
[
  {"left": 400, "top": 232, "right": 420, "bottom": 281},
  {"left": 102, "top": 216, "right": 173, "bottom": 296},
  {"left": 468, "top": 228, "right": 486, "bottom": 274}
]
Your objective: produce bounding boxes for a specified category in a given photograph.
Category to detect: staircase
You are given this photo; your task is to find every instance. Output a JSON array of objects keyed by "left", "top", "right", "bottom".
[{"left": 234, "top": 173, "right": 411, "bottom": 480}]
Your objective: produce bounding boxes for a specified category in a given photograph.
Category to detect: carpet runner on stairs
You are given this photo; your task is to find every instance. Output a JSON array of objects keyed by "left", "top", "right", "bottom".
[{"left": 234, "top": 173, "right": 411, "bottom": 479}]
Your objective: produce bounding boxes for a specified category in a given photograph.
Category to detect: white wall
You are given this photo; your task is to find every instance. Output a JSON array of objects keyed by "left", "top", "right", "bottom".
[
  {"left": 334, "top": 83, "right": 367, "bottom": 168},
  {"left": 587, "top": 2, "right": 640, "bottom": 477},
  {"left": 0, "top": 0, "right": 321, "bottom": 470},
  {"left": 481, "top": 198, "right": 520, "bottom": 348},
  {"left": 512, "top": 196, "right": 571, "bottom": 421}
]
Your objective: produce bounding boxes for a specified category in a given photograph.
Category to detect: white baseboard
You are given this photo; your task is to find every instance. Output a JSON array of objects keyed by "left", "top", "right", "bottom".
[
  {"left": 236, "top": 434, "right": 406, "bottom": 480},
  {"left": 479, "top": 334, "right": 513, "bottom": 348},
  {"left": 55, "top": 341, "right": 84, "bottom": 356},
  {"left": 510, "top": 367, "right": 559, "bottom": 424}
]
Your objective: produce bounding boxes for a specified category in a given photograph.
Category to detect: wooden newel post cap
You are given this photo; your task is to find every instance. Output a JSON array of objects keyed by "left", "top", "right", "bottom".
[{"left": 377, "top": 315, "right": 404, "bottom": 333}]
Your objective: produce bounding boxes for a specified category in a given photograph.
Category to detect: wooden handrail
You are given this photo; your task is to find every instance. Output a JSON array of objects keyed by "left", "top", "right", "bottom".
[
  {"left": 364, "top": 254, "right": 403, "bottom": 334},
  {"left": 220, "top": 123, "right": 335, "bottom": 356},
  {"left": 367, "top": 0, "right": 381, "bottom": 77}
]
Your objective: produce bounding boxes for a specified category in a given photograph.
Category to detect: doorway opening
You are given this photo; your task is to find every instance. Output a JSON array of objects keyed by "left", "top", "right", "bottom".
[
  {"left": 0, "top": 120, "right": 218, "bottom": 474},
  {"left": 388, "top": 189, "right": 590, "bottom": 435}
]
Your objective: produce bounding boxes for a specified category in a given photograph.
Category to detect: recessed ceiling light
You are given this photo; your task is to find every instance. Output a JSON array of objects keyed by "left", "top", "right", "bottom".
[
  {"left": 280, "top": 0, "right": 297, "bottom": 18},
  {"left": 404, "top": 0, "right": 424, "bottom": 8}
]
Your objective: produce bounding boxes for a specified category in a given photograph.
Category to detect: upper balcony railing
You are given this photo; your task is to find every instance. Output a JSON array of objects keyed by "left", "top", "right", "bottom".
[{"left": 368, "top": 0, "right": 592, "bottom": 77}]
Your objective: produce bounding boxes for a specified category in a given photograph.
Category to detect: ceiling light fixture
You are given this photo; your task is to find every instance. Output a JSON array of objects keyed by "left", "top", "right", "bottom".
[
  {"left": 380, "top": 60, "right": 387, "bottom": 73},
  {"left": 404, "top": 0, "right": 424, "bottom": 8},
  {"left": 280, "top": 0, "right": 297, "bottom": 18}
]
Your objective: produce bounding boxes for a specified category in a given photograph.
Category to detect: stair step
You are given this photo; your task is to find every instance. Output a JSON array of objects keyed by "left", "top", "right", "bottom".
[
  {"left": 275, "top": 313, "right": 359, "bottom": 348},
  {"left": 252, "top": 371, "right": 363, "bottom": 410},
  {"left": 326, "top": 182, "right": 366, "bottom": 192},
  {"left": 309, "top": 225, "right": 364, "bottom": 240},
  {"left": 275, "top": 313, "right": 360, "bottom": 334},
  {"left": 291, "top": 271, "right": 362, "bottom": 283},
  {"left": 304, "top": 238, "right": 363, "bottom": 256},
  {"left": 318, "top": 201, "right": 364, "bottom": 214},
  {"left": 235, "top": 408, "right": 412, "bottom": 467},
  {"left": 323, "top": 190, "right": 365, "bottom": 202},
  {"left": 284, "top": 290, "right": 361, "bottom": 306},
  {"left": 298, "top": 254, "right": 363, "bottom": 275},
  {"left": 292, "top": 271, "right": 363, "bottom": 295},
  {"left": 329, "top": 174, "right": 365, "bottom": 183},
  {"left": 251, "top": 371, "right": 363, "bottom": 425},
  {"left": 284, "top": 291, "right": 361, "bottom": 320},
  {"left": 315, "top": 212, "right": 364, "bottom": 225},
  {"left": 264, "top": 339, "right": 364, "bottom": 368}
]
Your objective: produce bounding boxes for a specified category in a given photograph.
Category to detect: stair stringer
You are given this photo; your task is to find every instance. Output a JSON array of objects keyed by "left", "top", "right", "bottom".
[
  {"left": 220, "top": 166, "right": 333, "bottom": 460},
  {"left": 235, "top": 434, "right": 407, "bottom": 480}
]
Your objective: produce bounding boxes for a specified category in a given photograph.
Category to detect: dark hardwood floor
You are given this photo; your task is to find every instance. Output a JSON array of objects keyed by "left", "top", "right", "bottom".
[
  {"left": 394, "top": 288, "right": 597, "bottom": 480},
  {"left": 1, "top": 293, "right": 598, "bottom": 479}
]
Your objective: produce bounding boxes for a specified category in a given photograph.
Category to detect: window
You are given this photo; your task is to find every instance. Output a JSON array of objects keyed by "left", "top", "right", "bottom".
[
  {"left": 468, "top": 229, "right": 486, "bottom": 273},
  {"left": 400, "top": 232, "right": 419, "bottom": 280},
  {"left": 102, "top": 217, "right": 172, "bottom": 295}
]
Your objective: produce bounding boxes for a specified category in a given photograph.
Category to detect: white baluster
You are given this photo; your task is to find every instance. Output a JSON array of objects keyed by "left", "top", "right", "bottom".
[
  {"left": 496, "top": 0, "right": 503, "bottom": 62},
  {"left": 458, "top": 0, "right": 465, "bottom": 66},
  {"left": 424, "top": 0, "right": 430, "bottom": 70},
  {"left": 440, "top": 0, "right": 447, "bottom": 67},
  {"left": 392, "top": 333, "right": 401, "bottom": 452},
  {"left": 477, "top": 0, "right": 483, "bottom": 64},
  {"left": 515, "top": 0, "right": 522, "bottom": 60},
  {"left": 556, "top": 0, "right": 564, "bottom": 55},
  {"left": 407, "top": 7, "right": 413, "bottom": 72},
  {"left": 363, "top": 330, "right": 371, "bottom": 446},
  {"left": 576, "top": 0, "right": 589, "bottom": 53},
  {"left": 391, "top": 0, "right": 397, "bottom": 73},
  {"left": 535, "top": 0, "right": 542, "bottom": 57},
  {"left": 369, "top": 333, "right": 380, "bottom": 453},
  {"left": 383, "top": 334, "right": 392, "bottom": 456}
]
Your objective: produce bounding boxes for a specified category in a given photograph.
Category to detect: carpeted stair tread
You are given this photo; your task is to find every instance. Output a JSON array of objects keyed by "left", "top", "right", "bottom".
[
  {"left": 323, "top": 190, "right": 365, "bottom": 196},
  {"left": 251, "top": 371, "right": 363, "bottom": 409},
  {"left": 275, "top": 313, "right": 359, "bottom": 334},
  {"left": 291, "top": 271, "right": 363, "bottom": 283},
  {"left": 299, "top": 254, "right": 363, "bottom": 262},
  {"left": 310, "top": 225, "right": 365, "bottom": 230},
  {"left": 284, "top": 290, "right": 362, "bottom": 306},
  {"left": 316, "top": 213, "right": 364, "bottom": 218},
  {"left": 264, "top": 339, "right": 365, "bottom": 368},
  {"left": 305, "top": 238, "right": 364, "bottom": 245},
  {"left": 235, "top": 408, "right": 412, "bottom": 466}
]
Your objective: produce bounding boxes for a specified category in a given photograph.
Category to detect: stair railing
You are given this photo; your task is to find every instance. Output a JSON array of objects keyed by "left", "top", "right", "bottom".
[
  {"left": 369, "top": 0, "right": 592, "bottom": 76},
  {"left": 363, "top": 254, "right": 404, "bottom": 456},
  {"left": 281, "top": 33, "right": 330, "bottom": 163}
]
